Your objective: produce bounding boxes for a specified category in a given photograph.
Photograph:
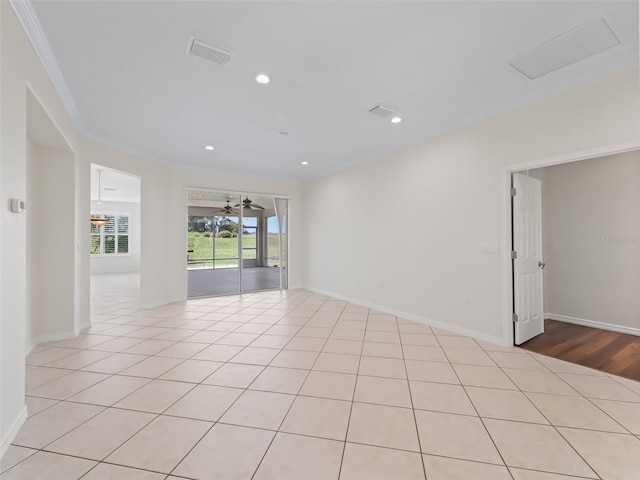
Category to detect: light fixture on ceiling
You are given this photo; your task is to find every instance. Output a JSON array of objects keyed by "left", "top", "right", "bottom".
[
  {"left": 508, "top": 18, "right": 620, "bottom": 80},
  {"left": 235, "top": 197, "right": 265, "bottom": 211},
  {"left": 278, "top": 132, "right": 288, "bottom": 137},
  {"left": 213, "top": 200, "right": 238, "bottom": 215},
  {"left": 301, "top": 161, "right": 309, "bottom": 165},
  {"left": 205, "top": 145, "right": 215, "bottom": 151},
  {"left": 391, "top": 116, "right": 402, "bottom": 124},
  {"left": 90, "top": 169, "right": 108, "bottom": 227},
  {"left": 255, "top": 73, "right": 270, "bottom": 84}
]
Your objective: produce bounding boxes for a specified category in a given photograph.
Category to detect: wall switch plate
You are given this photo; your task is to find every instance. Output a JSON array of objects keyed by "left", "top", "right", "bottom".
[{"left": 11, "top": 199, "right": 26, "bottom": 214}]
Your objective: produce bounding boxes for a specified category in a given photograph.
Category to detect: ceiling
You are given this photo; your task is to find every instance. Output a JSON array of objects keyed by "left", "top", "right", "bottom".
[
  {"left": 91, "top": 164, "right": 141, "bottom": 203},
  {"left": 28, "top": 1, "right": 639, "bottom": 180}
]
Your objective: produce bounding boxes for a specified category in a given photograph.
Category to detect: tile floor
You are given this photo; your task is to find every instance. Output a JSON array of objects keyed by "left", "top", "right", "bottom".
[{"left": 3, "top": 277, "right": 640, "bottom": 479}]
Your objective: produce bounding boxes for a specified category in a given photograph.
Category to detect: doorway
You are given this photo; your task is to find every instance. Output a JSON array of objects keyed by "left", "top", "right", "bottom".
[
  {"left": 502, "top": 142, "right": 640, "bottom": 347},
  {"left": 186, "top": 189, "right": 288, "bottom": 297},
  {"left": 505, "top": 145, "right": 640, "bottom": 378},
  {"left": 26, "top": 90, "right": 78, "bottom": 348},
  {"left": 89, "top": 164, "right": 141, "bottom": 315}
]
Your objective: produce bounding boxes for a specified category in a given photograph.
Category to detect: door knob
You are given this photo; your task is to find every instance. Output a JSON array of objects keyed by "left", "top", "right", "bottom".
[{"left": 538, "top": 261, "right": 546, "bottom": 269}]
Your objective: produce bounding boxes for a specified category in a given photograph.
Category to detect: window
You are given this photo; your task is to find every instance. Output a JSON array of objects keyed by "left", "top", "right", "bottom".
[
  {"left": 242, "top": 217, "right": 257, "bottom": 260},
  {"left": 91, "top": 214, "right": 129, "bottom": 255}
]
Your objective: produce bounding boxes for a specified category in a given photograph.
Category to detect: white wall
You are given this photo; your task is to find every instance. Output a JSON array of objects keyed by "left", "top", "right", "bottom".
[
  {"left": 90, "top": 200, "right": 141, "bottom": 274},
  {"left": 0, "top": 2, "right": 302, "bottom": 455},
  {"left": 1, "top": 2, "right": 82, "bottom": 457},
  {"left": 303, "top": 68, "right": 640, "bottom": 344},
  {"left": 27, "top": 143, "right": 77, "bottom": 348},
  {"left": 0, "top": 1, "right": 5, "bottom": 457},
  {"left": 81, "top": 139, "right": 303, "bottom": 308},
  {"left": 0, "top": 0, "right": 638, "bottom": 460},
  {"left": 532, "top": 151, "right": 640, "bottom": 334}
]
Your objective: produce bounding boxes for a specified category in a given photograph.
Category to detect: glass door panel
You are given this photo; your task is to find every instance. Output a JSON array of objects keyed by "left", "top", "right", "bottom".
[
  {"left": 187, "top": 191, "right": 241, "bottom": 297},
  {"left": 240, "top": 195, "right": 280, "bottom": 292},
  {"left": 266, "top": 216, "right": 279, "bottom": 267},
  {"left": 241, "top": 217, "right": 258, "bottom": 267},
  {"left": 187, "top": 190, "right": 288, "bottom": 296},
  {"left": 213, "top": 215, "right": 240, "bottom": 268},
  {"left": 187, "top": 215, "right": 214, "bottom": 269}
]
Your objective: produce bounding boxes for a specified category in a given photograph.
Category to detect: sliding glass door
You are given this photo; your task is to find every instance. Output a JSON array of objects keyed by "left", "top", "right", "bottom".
[
  {"left": 187, "top": 190, "right": 288, "bottom": 297},
  {"left": 187, "top": 192, "right": 241, "bottom": 296}
]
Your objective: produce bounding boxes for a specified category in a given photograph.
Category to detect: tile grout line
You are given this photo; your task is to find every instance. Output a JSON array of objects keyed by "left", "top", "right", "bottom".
[
  {"left": 336, "top": 303, "right": 367, "bottom": 480},
  {"left": 399, "top": 317, "right": 430, "bottom": 480},
  {"left": 248, "top": 296, "right": 341, "bottom": 480},
  {"left": 16, "top": 288, "right": 640, "bottom": 479},
  {"left": 442, "top": 337, "right": 515, "bottom": 478},
  {"left": 162, "top": 293, "right": 308, "bottom": 478},
  {"left": 478, "top": 339, "right": 604, "bottom": 479}
]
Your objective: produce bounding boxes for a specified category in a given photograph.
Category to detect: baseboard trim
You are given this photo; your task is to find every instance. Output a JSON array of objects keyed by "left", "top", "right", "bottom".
[
  {"left": 546, "top": 313, "right": 640, "bottom": 337},
  {"left": 0, "top": 406, "right": 28, "bottom": 460},
  {"left": 141, "top": 295, "right": 188, "bottom": 310},
  {"left": 304, "top": 286, "right": 506, "bottom": 346},
  {"left": 26, "top": 329, "right": 78, "bottom": 354}
]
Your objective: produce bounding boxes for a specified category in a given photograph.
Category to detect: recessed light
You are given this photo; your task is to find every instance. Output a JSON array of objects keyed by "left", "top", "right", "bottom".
[
  {"left": 301, "top": 161, "right": 309, "bottom": 165},
  {"left": 255, "top": 73, "right": 270, "bottom": 84},
  {"left": 204, "top": 145, "right": 215, "bottom": 151},
  {"left": 391, "top": 116, "right": 402, "bottom": 124}
]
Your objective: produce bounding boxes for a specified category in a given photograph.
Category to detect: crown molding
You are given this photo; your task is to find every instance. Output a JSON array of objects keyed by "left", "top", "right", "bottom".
[{"left": 9, "top": 0, "right": 80, "bottom": 122}]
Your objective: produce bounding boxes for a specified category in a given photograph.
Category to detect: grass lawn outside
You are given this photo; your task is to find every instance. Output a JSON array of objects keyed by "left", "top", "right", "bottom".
[{"left": 187, "top": 233, "right": 281, "bottom": 269}]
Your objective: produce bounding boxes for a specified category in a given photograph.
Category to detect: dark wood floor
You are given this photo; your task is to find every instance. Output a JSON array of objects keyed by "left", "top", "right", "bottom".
[{"left": 520, "top": 319, "right": 640, "bottom": 382}]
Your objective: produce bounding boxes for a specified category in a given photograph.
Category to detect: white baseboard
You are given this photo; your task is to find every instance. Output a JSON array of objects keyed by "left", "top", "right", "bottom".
[
  {"left": 26, "top": 329, "right": 78, "bottom": 354},
  {"left": 546, "top": 313, "right": 640, "bottom": 337},
  {"left": 141, "top": 295, "right": 187, "bottom": 310},
  {"left": 0, "top": 406, "right": 28, "bottom": 460},
  {"left": 304, "top": 286, "right": 506, "bottom": 346}
]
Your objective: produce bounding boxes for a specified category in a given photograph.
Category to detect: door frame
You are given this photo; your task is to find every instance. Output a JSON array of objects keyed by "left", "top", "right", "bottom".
[
  {"left": 184, "top": 187, "right": 292, "bottom": 297},
  {"left": 499, "top": 140, "right": 640, "bottom": 347}
]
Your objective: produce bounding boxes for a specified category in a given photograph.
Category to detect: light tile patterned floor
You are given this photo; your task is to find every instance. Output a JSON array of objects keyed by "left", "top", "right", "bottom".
[{"left": 3, "top": 278, "right": 640, "bottom": 479}]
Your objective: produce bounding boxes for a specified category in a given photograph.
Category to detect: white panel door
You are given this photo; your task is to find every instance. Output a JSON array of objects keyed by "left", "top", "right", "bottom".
[{"left": 513, "top": 173, "right": 544, "bottom": 345}]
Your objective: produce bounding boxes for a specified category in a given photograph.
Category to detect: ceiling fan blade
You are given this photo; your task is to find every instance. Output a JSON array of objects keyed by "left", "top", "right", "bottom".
[
  {"left": 233, "top": 204, "right": 241, "bottom": 208},
  {"left": 213, "top": 205, "right": 239, "bottom": 215},
  {"left": 251, "top": 203, "right": 265, "bottom": 210}
]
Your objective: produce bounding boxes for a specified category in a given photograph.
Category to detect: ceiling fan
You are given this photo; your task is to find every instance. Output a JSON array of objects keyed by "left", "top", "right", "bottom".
[
  {"left": 213, "top": 200, "right": 239, "bottom": 215},
  {"left": 235, "top": 197, "right": 265, "bottom": 210}
]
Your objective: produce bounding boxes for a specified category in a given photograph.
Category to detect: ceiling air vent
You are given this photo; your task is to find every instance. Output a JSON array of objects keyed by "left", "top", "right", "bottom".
[
  {"left": 368, "top": 104, "right": 396, "bottom": 118},
  {"left": 508, "top": 18, "right": 620, "bottom": 80},
  {"left": 187, "top": 36, "right": 231, "bottom": 66}
]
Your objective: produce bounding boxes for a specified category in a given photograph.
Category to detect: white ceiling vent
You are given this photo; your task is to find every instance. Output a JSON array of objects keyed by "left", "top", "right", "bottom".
[
  {"left": 508, "top": 18, "right": 620, "bottom": 79},
  {"left": 186, "top": 37, "right": 231, "bottom": 66},
  {"left": 368, "top": 104, "right": 396, "bottom": 118}
]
